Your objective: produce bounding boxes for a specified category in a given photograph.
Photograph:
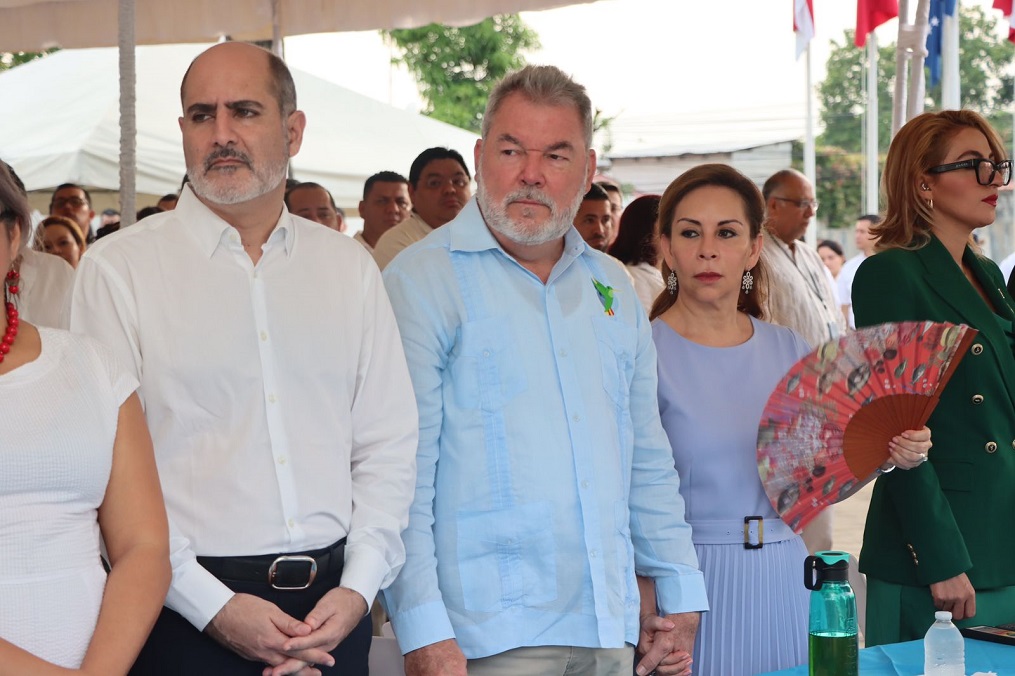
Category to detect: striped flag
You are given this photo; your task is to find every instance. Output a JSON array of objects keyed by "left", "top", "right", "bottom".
[
  {"left": 856, "top": 0, "right": 899, "bottom": 47},
  {"left": 994, "top": 0, "right": 1015, "bottom": 43},
  {"left": 795, "top": 0, "right": 815, "bottom": 58}
]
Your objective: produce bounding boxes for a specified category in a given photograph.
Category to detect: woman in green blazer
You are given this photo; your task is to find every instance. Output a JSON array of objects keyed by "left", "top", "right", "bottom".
[{"left": 853, "top": 110, "right": 1015, "bottom": 645}]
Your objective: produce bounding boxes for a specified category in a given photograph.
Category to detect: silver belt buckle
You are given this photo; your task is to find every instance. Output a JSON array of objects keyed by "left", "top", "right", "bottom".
[{"left": 268, "top": 555, "right": 318, "bottom": 590}]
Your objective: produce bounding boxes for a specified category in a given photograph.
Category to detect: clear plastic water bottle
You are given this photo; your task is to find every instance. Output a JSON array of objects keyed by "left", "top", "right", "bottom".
[
  {"left": 804, "top": 551, "right": 858, "bottom": 676},
  {"left": 924, "top": 610, "right": 965, "bottom": 676}
]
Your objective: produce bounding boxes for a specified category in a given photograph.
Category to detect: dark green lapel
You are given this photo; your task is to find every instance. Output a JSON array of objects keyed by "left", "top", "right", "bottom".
[{"left": 915, "top": 235, "right": 1015, "bottom": 405}]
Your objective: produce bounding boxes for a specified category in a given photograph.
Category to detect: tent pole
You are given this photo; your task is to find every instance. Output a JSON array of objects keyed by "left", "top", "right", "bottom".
[
  {"left": 272, "top": 0, "right": 284, "bottom": 59},
  {"left": 118, "top": 0, "right": 136, "bottom": 227}
]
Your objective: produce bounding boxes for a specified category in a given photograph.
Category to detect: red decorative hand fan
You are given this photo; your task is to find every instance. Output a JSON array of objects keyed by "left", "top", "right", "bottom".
[{"left": 757, "top": 321, "right": 977, "bottom": 533}]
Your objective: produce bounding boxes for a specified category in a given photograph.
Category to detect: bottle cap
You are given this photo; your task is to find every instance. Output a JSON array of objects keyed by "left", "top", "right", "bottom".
[{"left": 935, "top": 610, "right": 952, "bottom": 621}]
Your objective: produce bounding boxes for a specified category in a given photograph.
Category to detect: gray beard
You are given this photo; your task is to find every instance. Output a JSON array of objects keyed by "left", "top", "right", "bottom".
[
  {"left": 477, "top": 182, "right": 584, "bottom": 246},
  {"left": 188, "top": 144, "right": 289, "bottom": 206}
]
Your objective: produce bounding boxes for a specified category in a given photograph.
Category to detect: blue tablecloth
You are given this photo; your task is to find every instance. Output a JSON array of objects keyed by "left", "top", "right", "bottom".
[{"left": 763, "top": 637, "right": 1015, "bottom": 674}]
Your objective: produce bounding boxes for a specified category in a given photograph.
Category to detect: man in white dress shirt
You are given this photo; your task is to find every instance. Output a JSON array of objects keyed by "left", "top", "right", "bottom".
[
  {"left": 72, "top": 42, "right": 418, "bottom": 676},
  {"left": 837, "top": 214, "right": 879, "bottom": 329},
  {"left": 759, "top": 168, "right": 845, "bottom": 556}
]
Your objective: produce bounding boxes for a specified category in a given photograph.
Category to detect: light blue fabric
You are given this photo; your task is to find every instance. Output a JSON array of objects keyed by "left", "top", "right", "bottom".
[
  {"left": 382, "top": 199, "right": 707, "bottom": 659},
  {"left": 654, "top": 317, "right": 813, "bottom": 675}
]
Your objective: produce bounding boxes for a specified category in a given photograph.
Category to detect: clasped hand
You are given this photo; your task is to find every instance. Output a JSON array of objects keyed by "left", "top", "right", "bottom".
[
  {"left": 206, "top": 587, "right": 367, "bottom": 676},
  {"left": 635, "top": 611, "right": 698, "bottom": 676}
]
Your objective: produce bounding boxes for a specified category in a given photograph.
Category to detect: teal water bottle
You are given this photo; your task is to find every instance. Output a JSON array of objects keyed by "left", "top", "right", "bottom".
[{"left": 804, "top": 551, "right": 858, "bottom": 676}]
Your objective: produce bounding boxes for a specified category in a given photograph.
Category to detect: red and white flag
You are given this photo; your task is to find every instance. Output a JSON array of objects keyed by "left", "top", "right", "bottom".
[
  {"left": 856, "top": 0, "right": 899, "bottom": 47},
  {"left": 993, "top": 0, "right": 1015, "bottom": 43},
  {"left": 794, "top": 0, "right": 815, "bottom": 58}
]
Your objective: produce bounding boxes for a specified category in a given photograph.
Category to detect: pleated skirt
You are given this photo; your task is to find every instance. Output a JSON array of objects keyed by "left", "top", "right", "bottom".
[{"left": 693, "top": 536, "right": 810, "bottom": 676}]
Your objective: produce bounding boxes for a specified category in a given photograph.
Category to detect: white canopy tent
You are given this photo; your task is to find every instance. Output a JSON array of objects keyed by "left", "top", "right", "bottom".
[
  {"left": 0, "top": 0, "right": 597, "bottom": 221},
  {"left": 0, "top": 0, "right": 597, "bottom": 52},
  {"left": 0, "top": 43, "right": 479, "bottom": 210}
]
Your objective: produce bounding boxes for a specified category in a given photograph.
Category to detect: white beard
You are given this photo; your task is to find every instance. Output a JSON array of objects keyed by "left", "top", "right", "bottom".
[{"left": 477, "top": 182, "right": 585, "bottom": 246}]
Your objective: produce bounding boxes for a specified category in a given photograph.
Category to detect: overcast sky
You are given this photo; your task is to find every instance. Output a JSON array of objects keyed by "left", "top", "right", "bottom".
[{"left": 283, "top": 0, "right": 1010, "bottom": 152}]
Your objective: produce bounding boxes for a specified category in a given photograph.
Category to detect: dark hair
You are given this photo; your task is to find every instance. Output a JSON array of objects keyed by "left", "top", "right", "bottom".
[
  {"left": 609, "top": 195, "right": 660, "bottom": 266},
  {"left": 158, "top": 194, "right": 178, "bottom": 203},
  {"left": 857, "top": 213, "right": 881, "bottom": 225},
  {"left": 1, "top": 161, "right": 30, "bottom": 257},
  {"left": 181, "top": 43, "right": 297, "bottom": 117},
  {"left": 408, "top": 147, "right": 470, "bottom": 189},
  {"left": 284, "top": 181, "right": 337, "bottom": 211},
  {"left": 136, "top": 206, "right": 164, "bottom": 221},
  {"left": 583, "top": 183, "right": 609, "bottom": 201},
  {"left": 364, "top": 171, "right": 409, "bottom": 200},
  {"left": 817, "top": 239, "right": 844, "bottom": 257},
  {"left": 596, "top": 180, "right": 622, "bottom": 197},
  {"left": 49, "top": 183, "right": 92, "bottom": 211},
  {"left": 649, "top": 164, "right": 768, "bottom": 321}
]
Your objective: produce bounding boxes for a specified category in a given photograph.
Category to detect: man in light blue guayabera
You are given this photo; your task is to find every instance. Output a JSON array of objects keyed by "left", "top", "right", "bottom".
[{"left": 382, "top": 64, "right": 707, "bottom": 676}]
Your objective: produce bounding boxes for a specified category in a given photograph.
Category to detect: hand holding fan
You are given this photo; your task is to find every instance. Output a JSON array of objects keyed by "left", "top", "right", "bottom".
[{"left": 756, "top": 321, "right": 977, "bottom": 533}]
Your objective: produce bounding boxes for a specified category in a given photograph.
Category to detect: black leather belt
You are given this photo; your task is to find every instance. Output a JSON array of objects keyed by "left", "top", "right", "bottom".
[{"left": 198, "top": 538, "right": 346, "bottom": 590}]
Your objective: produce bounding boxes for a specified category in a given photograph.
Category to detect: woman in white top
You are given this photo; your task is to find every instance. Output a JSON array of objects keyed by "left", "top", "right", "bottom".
[
  {"left": 0, "top": 161, "right": 170, "bottom": 674},
  {"left": 608, "top": 195, "right": 664, "bottom": 313}
]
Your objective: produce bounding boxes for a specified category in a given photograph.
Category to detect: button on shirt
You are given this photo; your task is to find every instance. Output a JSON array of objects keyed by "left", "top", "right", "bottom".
[
  {"left": 70, "top": 188, "right": 418, "bottom": 630},
  {"left": 381, "top": 199, "right": 706, "bottom": 659}
]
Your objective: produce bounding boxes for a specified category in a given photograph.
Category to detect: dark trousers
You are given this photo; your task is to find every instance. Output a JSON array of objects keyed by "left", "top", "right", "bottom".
[{"left": 130, "top": 563, "right": 371, "bottom": 675}]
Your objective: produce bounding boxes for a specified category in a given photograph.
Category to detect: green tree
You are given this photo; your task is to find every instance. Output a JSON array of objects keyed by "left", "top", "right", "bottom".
[
  {"left": 819, "top": 5, "right": 1014, "bottom": 154},
  {"left": 0, "top": 49, "right": 54, "bottom": 72},
  {"left": 385, "top": 15, "right": 539, "bottom": 132},
  {"left": 816, "top": 148, "right": 865, "bottom": 232}
]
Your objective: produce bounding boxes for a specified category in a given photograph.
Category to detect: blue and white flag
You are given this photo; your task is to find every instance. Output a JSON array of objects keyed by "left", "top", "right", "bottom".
[{"left": 926, "top": 0, "right": 958, "bottom": 88}]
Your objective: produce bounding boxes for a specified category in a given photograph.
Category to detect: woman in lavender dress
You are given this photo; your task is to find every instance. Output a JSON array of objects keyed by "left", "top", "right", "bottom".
[{"left": 645, "top": 164, "right": 931, "bottom": 676}]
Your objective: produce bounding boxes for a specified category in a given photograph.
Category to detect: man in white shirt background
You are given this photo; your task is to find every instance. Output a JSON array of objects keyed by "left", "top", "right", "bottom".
[
  {"left": 758, "top": 168, "right": 846, "bottom": 557},
  {"left": 72, "top": 41, "right": 418, "bottom": 676},
  {"left": 837, "top": 214, "right": 880, "bottom": 329}
]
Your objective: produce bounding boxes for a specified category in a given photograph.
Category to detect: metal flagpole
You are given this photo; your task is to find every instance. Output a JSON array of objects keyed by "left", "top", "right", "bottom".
[
  {"left": 893, "top": 0, "right": 912, "bottom": 137},
  {"left": 866, "top": 34, "right": 880, "bottom": 214},
  {"left": 804, "top": 41, "right": 817, "bottom": 246},
  {"left": 908, "top": 0, "right": 932, "bottom": 120},
  {"left": 941, "top": 0, "right": 960, "bottom": 109}
]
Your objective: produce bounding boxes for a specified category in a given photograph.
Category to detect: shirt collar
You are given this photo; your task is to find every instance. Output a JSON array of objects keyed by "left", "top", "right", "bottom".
[
  {"left": 448, "top": 197, "right": 589, "bottom": 261},
  {"left": 178, "top": 185, "right": 294, "bottom": 259}
]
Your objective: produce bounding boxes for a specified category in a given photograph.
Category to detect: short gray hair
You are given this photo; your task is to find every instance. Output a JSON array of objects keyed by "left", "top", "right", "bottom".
[{"left": 482, "top": 65, "right": 593, "bottom": 149}]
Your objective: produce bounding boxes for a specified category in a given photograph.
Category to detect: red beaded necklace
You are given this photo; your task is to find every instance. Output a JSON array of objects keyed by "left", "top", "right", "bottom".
[{"left": 1, "top": 268, "right": 20, "bottom": 365}]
